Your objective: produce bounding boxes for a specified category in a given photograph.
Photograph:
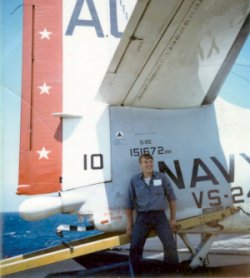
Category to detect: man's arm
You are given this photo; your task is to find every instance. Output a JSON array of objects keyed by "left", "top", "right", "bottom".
[
  {"left": 168, "top": 200, "right": 177, "bottom": 229},
  {"left": 125, "top": 208, "right": 133, "bottom": 236},
  {"left": 162, "top": 174, "right": 177, "bottom": 228}
]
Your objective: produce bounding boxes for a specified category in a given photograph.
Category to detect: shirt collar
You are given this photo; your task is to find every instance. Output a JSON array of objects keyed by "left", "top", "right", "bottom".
[{"left": 140, "top": 171, "right": 157, "bottom": 179}]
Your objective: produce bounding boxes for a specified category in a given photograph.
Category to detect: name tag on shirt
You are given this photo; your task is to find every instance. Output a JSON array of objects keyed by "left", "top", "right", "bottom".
[{"left": 153, "top": 179, "right": 162, "bottom": 186}]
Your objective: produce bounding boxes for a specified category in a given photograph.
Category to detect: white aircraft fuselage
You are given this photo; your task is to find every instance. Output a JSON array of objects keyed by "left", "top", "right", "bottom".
[{"left": 19, "top": 99, "right": 250, "bottom": 234}]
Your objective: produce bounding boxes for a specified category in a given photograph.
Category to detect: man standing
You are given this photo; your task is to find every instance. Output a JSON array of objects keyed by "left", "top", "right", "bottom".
[{"left": 126, "top": 154, "right": 179, "bottom": 274}]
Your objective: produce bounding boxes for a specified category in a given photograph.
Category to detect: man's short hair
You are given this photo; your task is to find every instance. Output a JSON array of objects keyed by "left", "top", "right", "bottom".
[{"left": 138, "top": 153, "right": 154, "bottom": 163}]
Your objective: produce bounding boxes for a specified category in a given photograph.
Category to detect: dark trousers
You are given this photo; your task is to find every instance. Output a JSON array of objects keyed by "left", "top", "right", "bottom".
[{"left": 129, "top": 211, "right": 179, "bottom": 274}]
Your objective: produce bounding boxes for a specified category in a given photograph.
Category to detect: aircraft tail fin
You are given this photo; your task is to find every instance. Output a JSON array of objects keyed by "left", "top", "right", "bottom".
[{"left": 18, "top": 0, "right": 63, "bottom": 195}]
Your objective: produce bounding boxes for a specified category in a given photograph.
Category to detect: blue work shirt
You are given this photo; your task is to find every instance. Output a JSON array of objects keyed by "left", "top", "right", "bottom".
[{"left": 127, "top": 171, "right": 176, "bottom": 212}]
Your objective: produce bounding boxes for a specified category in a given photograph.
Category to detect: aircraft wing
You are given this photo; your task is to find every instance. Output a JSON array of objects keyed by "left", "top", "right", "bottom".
[{"left": 97, "top": 0, "right": 250, "bottom": 109}]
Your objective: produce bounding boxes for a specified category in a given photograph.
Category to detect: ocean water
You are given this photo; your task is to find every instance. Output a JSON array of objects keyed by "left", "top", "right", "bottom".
[
  {"left": 1, "top": 213, "right": 250, "bottom": 260},
  {"left": 0, "top": 212, "right": 99, "bottom": 259}
]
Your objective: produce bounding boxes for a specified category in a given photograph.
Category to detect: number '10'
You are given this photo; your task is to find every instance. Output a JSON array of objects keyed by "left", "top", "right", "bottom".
[{"left": 83, "top": 154, "right": 103, "bottom": 170}]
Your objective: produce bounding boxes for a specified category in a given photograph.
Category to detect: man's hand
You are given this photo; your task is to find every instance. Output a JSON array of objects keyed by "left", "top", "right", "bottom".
[
  {"left": 169, "top": 218, "right": 176, "bottom": 230},
  {"left": 126, "top": 224, "right": 133, "bottom": 237},
  {"left": 169, "top": 201, "right": 177, "bottom": 230},
  {"left": 125, "top": 208, "right": 133, "bottom": 237}
]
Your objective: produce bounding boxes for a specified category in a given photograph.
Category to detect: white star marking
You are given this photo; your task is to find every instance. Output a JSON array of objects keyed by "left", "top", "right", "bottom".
[
  {"left": 39, "top": 28, "right": 52, "bottom": 40},
  {"left": 38, "top": 82, "right": 51, "bottom": 95},
  {"left": 37, "top": 147, "right": 51, "bottom": 160}
]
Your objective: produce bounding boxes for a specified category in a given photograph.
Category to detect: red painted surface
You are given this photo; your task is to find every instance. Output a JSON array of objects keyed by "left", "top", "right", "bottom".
[{"left": 18, "top": 0, "right": 62, "bottom": 194}]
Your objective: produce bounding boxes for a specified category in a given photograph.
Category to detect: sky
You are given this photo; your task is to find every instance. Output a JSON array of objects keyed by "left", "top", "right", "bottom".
[
  {"left": 1, "top": 1, "right": 250, "bottom": 212},
  {"left": 1, "top": 0, "right": 27, "bottom": 212}
]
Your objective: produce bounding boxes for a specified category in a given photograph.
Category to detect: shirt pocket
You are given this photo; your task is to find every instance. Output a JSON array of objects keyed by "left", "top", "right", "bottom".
[{"left": 152, "top": 186, "right": 163, "bottom": 195}]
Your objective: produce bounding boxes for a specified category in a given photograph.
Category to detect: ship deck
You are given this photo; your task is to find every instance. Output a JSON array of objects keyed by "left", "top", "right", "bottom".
[{"left": 3, "top": 236, "right": 250, "bottom": 277}]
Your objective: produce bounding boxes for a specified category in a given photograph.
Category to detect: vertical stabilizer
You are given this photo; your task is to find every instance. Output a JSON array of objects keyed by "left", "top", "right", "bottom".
[{"left": 18, "top": 0, "right": 62, "bottom": 195}]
